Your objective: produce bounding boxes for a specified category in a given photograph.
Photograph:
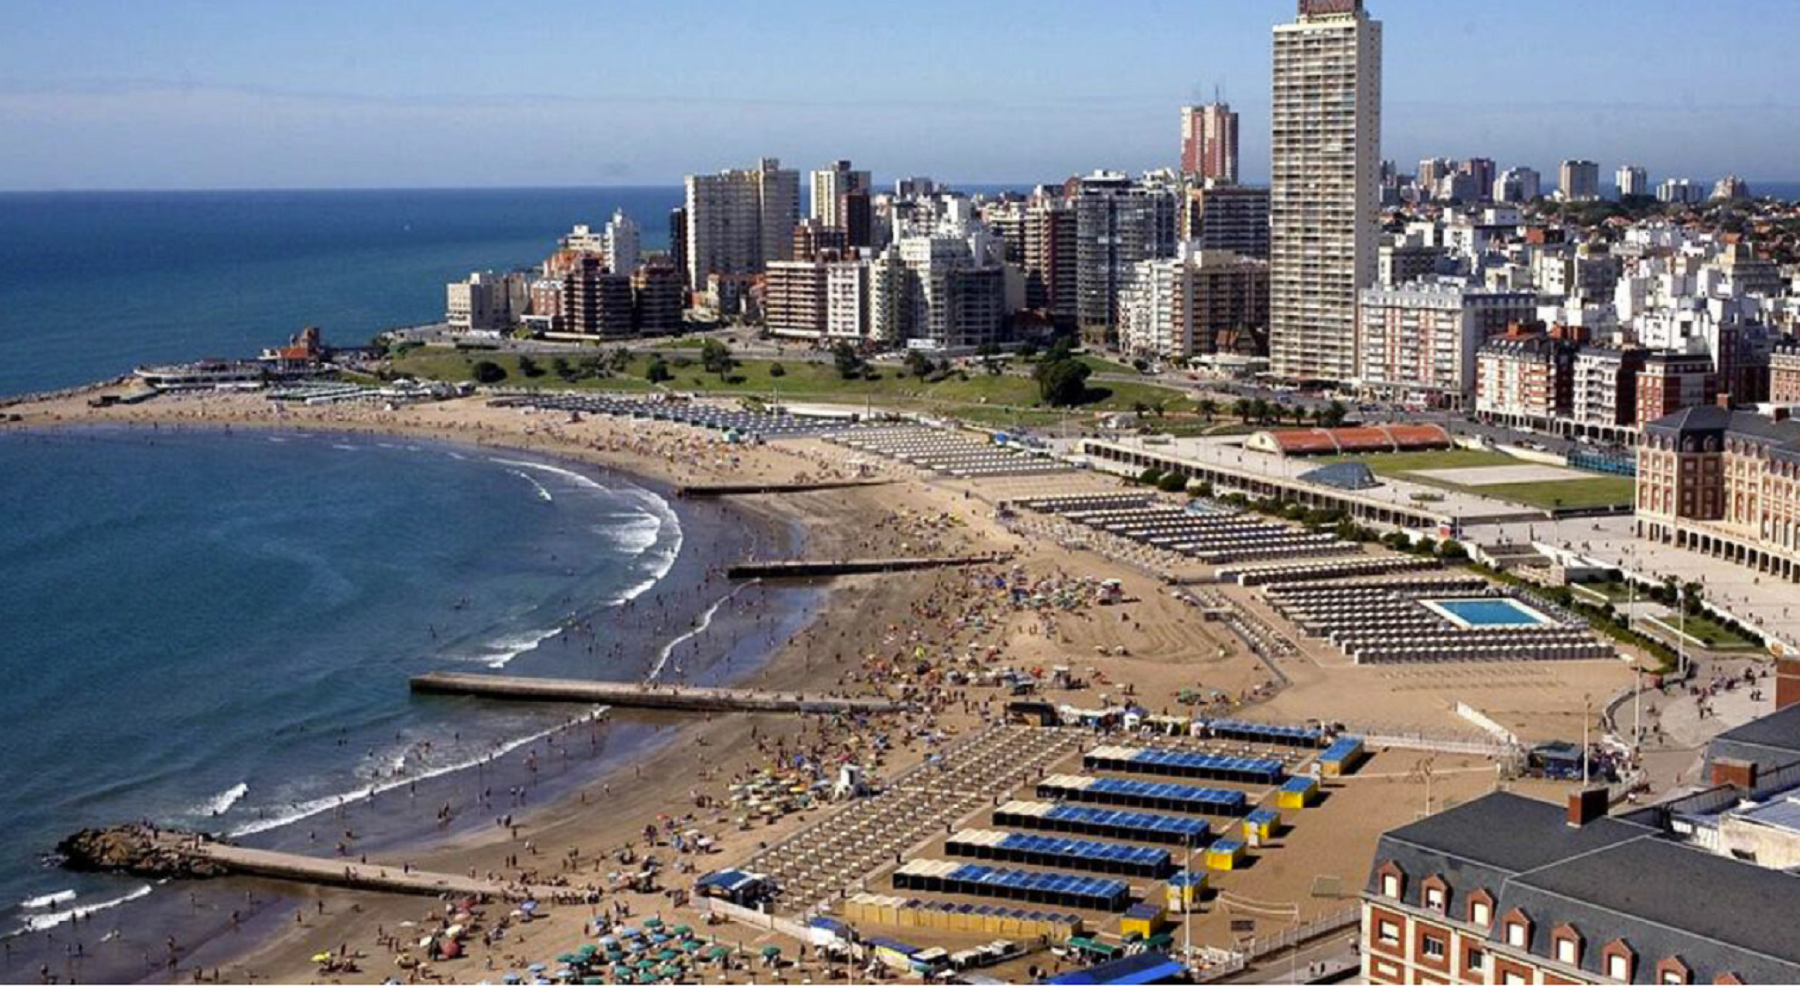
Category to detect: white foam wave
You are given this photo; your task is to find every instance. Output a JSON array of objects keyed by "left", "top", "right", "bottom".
[
  {"left": 645, "top": 579, "right": 759, "bottom": 681},
  {"left": 199, "top": 782, "right": 249, "bottom": 816},
  {"left": 20, "top": 889, "right": 76, "bottom": 909},
  {"left": 506, "top": 469, "right": 554, "bottom": 503},
  {"left": 227, "top": 707, "right": 609, "bottom": 838},
  {"left": 22, "top": 885, "right": 152, "bottom": 933},
  {"left": 481, "top": 626, "right": 561, "bottom": 669},
  {"left": 330, "top": 443, "right": 356, "bottom": 451},
  {"left": 489, "top": 458, "right": 684, "bottom": 597}
]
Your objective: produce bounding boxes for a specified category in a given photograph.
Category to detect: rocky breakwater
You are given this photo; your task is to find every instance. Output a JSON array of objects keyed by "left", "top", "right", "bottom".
[{"left": 56, "top": 824, "right": 231, "bottom": 879}]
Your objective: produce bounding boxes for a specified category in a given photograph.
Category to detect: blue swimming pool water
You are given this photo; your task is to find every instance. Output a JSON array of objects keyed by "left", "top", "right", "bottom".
[{"left": 1430, "top": 598, "right": 1548, "bottom": 626}]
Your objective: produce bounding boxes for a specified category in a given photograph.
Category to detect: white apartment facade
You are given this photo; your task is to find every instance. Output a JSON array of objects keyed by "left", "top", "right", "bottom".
[{"left": 1269, "top": 0, "right": 1383, "bottom": 382}]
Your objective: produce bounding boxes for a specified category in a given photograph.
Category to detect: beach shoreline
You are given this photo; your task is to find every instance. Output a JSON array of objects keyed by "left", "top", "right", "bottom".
[
  {"left": 0, "top": 392, "right": 849, "bottom": 984},
  {"left": 2, "top": 383, "right": 1302, "bottom": 985}
]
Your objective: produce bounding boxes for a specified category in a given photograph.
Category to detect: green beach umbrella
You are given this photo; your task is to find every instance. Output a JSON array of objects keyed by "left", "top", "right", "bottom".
[
  {"left": 643, "top": 917, "right": 663, "bottom": 928},
  {"left": 761, "top": 945, "right": 782, "bottom": 958},
  {"left": 671, "top": 924, "right": 692, "bottom": 937},
  {"left": 680, "top": 939, "right": 701, "bottom": 952},
  {"left": 707, "top": 945, "right": 730, "bottom": 960}
]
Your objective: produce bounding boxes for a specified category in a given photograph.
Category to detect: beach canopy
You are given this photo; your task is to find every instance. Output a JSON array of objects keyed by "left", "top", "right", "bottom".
[
  {"left": 643, "top": 917, "right": 664, "bottom": 927},
  {"left": 671, "top": 924, "right": 692, "bottom": 936},
  {"left": 761, "top": 945, "right": 782, "bottom": 957},
  {"left": 707, "top": 946, "right": 731, "bottom": 959}
]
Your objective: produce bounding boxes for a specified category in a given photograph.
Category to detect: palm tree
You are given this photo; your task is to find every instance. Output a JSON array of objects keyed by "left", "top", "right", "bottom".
[
  {"left": 1198, "top": 397, "right": 1218, "bottom": 423},
  {"left": 1232, "top": 397, "right": 1252, "bottom": 424}
]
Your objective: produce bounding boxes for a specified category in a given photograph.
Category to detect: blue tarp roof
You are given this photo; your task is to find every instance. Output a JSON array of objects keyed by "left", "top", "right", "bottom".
[{"left": 1043, "top": 952, "right": 1186, "bottom": 985}]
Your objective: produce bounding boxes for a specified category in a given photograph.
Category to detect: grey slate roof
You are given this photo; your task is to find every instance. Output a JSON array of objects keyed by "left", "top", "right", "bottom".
[
  {"left": 1366, "top": 791, "right": 1800, "bottom": 983},
  {"left": 1707, "top": 701, "right": 1800, "bottom": 773}
]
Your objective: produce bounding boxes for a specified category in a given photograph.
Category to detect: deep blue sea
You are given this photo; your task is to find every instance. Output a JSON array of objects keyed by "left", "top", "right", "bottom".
[{"left": 0, "top": 187, "right": 684, "bottom": 398}]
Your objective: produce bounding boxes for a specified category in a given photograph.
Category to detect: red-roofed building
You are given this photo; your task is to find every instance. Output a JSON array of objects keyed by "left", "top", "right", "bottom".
[{"left": 1246, "top": 423, "right": 1453, "bottom": 457}]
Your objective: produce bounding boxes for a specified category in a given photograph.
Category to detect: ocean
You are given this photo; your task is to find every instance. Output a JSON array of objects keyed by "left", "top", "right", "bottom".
[
  {"left": 0, "top": 187, "right": 685, "bottom": 399},
  {"left": 0, "top": 425, "right": 812, "bottom": 977}
]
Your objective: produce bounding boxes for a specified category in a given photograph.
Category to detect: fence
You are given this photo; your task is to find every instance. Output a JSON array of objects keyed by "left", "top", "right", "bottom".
[{"left": 1193, "top": 904, "right": 1361, "bottom": 982}]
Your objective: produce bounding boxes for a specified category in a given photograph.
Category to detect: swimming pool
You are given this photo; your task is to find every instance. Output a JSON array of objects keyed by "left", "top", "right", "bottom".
[{"left": 1422, "top": 597, "right": 1555, "bottom": 628}]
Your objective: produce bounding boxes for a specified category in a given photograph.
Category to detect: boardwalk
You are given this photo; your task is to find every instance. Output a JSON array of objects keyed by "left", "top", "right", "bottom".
[{"left": 409, "top": 672, "right": 906, "bottom": 714}]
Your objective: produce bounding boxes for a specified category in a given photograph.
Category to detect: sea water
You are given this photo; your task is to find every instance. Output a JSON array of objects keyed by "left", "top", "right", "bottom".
[{"left": 0, "top": 426, "right": 720, "bottom": 936}]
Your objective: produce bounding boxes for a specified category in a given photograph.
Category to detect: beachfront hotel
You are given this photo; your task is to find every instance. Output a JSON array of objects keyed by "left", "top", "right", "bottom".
[
  {"left": 1361, "top": 680, "right": 1800, "bottom": 985},
  {"left": 1635, "top": 405, "right": 1800, "bottom": 583}
]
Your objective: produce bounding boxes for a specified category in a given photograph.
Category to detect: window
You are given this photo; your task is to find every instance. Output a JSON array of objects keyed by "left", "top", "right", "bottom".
[
  {"left": 1470, "top": 899, "right": 1492, "bottom": 927},
  {"left": 1506, "top": 921, "right": 1528, "bottom": 947},
  {"left": 1424, "top": 885, "right": 1445, "bottom": 911},
  {"left": 1503, "top": 971, "right": 1527, "bottom": 986},
  {"left": 1468, "top": 948, "right": 1486, "bottom": 972},
  {"left": 1422, "top": 935, "right": 1446, "bottom": 960},
  {"left": 1377, "top": 920, "right": 1400, "bottom": 945},
  {"left": 1557, "top": 937, "right": 1579, "bottom": 965},
  {"left": 1381, "top": 873, "right": 1400, "bottom": 898},
  {"left": 1608, "top": 953, "right": 1631, "bottom": 981}
]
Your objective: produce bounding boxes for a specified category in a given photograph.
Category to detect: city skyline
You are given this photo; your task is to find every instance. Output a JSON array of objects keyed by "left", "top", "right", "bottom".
[{"left": 4, "top": 0, "right": 1800, "bottom": 191}]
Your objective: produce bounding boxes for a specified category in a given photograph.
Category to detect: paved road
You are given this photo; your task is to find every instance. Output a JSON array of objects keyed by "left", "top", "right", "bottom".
[{"left": 1226, "top": 933, "right": 1361, "bottom": 983}]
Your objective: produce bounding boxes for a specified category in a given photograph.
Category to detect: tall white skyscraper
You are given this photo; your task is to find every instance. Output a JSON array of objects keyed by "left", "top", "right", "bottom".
[
  {"left": 809, "top": 160, "right": 870, "bottom": 227},
  {"left": 1616, "top": 164, "right": 1649, "bottom": 199},
  {"left": 1270, "top": 0, "right": 1382, "bottom": 382},
  {"left": 602, "top": 208, "right": 641, "bottom": 275}
]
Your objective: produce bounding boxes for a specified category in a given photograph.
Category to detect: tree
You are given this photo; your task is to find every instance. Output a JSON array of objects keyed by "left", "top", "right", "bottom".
[
  {"left": 832, "top": 341, "right": 866, "bottom": 380},
  {"left": 516, "top": 355, "right": 545, "bottom": 378},
  {"left": 1138, "top": 467, "right": 1164, "bottom": 486},
  {"left": 905, "top": 349, "right": 934, "bottom": 380},
  {"left": 1157, "top": 472, "right": 1188, "bottom": 494},
  {"left": 607, "top": 346, "right": 633, "bottom": 373},
  {"left": 1438, "top": 539, "right": 1469, "bottom": 562},
  {"left": 551, "top": 356, "right": 575, "bottom": 381},
  {"left": 645, "top": 358, "right": 672, "bottom": 383},
  {"left": 1132, "top": 400, "right": 1150, "bottom": 419},
  {"left": 1034, "top": 358, "right": 1092, "bottom": 407},
  {"left": 1320, "top": 399, "right": 1349, "bottom": 428},
  {"left": 1248, "top": 397, "right": 1269, "bottom": 424},
  {"left": 470, "top": 360, "right": 507, "bottom": 384},
  {"left": 768, "top": 362, "right": 786, "bottom": 378},
  {"left": 1198, "top": 398, "right": 1218, "bottom": 422},
  {"left": 700, "top": 338, "right": 735, "bottom": 377},
  {"left": 1232, "top": 397, "right": 1251, "bottom": 424}
]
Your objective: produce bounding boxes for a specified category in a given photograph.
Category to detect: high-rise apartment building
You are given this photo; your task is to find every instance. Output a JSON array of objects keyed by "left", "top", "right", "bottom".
[
  {"left": 1023, "top": 195, "right": 1078, "bottom": 328},
  {"left": 1121, "top": 247, "right": 1269, "bottom": 361},
  {"left": 1557, "top": 159, "right": 1600, "bottom": 201},
  {"left": 1616, "top": 164, "right": 1649, "bottom": 199},
  {"left": 1356, "top": 281, "right": 1538, "bottom": 408},
  {"left": 1179, "top": 102, "right": 1239, "bottom": 183},
  {"left": 809, "top": 160, "right": 871, "bottom": 228},
  {"left": 684, "top": 158, "right": 801, "bottom": 291},
  {"left": 1270, "top": 0, "right": 1383, "bottom": 381},
  {"left": 1073, "top": 172, "right": 1179, "bottom": 340},
  {"left": 1492, "top": 166, "right": 1541, "bottom": 204},
  {"left": 1183, "top": 181, "right": 1271, "bottom": 259},
  {"left": 602, "top": 208, "right": 641, "bottom": 275},
  {"left": 668, "top": 207, "right": 688, "bottom": 290}
]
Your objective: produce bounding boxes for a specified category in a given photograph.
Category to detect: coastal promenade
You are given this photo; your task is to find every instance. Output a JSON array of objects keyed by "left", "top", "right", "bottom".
[{"left": 409, "top": 671, "right": 907, "bottom": 714}]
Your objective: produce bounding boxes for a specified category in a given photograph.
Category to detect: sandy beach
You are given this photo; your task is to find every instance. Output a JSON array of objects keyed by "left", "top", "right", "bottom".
[{"left": 2, "top": 384, "right": 1623, "bottom": 984}]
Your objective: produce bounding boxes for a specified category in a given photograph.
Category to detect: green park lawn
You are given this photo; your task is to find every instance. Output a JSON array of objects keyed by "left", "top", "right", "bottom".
[
  {"left": 386, "top": 347, "right": 1190, "bottom": 419},
  {"left": 1323, "top": 447, "right": 1636, "bottom": 510}
]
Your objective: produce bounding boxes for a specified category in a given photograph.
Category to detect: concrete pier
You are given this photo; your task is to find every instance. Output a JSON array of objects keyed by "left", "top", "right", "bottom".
[
  {"left": 61, "top": 826, "right": 571, "bottom": 902},
  {"left": 676, "top": 479, "right": 892, "bottom": 497},
  {"left": 726, "top": 554, "right": 1009, "bottom": 579},
  {"left": 410, "top": 671, "right": 905, "bottom": 714}
]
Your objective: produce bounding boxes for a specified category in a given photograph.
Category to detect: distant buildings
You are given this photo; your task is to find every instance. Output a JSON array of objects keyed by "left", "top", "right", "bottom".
[
  {"left": 1713, "top": 174, "right": 1752, "bottom": 201},
  {"left": 809, "top": 159, "right": 870, "bottom": 228},
  {"left": 1182, "top": 181, "right": 1270, "bottom": 259},
  {"left": 1023, "top": 194, "right": 1078, "bottom": 328},
  {"left": 684, "top": 158, "right": 801, "bottom": 302},
  {"left": 1120, "top": 246, "right": 1269, "bottom": 362},
  {"left": 1557, "top": 159, "right": 1600, "bottom": 201},
  {"left": 1072, "top": 171, "right": 1179, "bottom": 341},
  {"left": 446, "top": 271, "right": 529, "bottom": 335},
  {"left": 602, "top": 208, "right": 640, "bottom": 276},
  {"left": 1615, "top": 163, "right": 1649, "bottom": 199},
  {"left": 1179, "top": 102, "right": 1239, "bottom": 183},
  {"left": 1270, "top": 0, "right": 1383, "bottom": 382},
  {"left": 1356, "top": 281, "right": 1537, "bottom": 408},
  {"left": 1492, "top": 166, "right": 1540, "bottom": 204},
  {"left": 1657, "top": 177, "right": 1703, "bottom": 204}
]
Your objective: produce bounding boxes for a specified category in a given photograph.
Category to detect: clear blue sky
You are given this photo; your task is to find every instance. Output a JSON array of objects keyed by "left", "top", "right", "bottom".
[{"left": 3, "top": 0, "right": 1798, "bottom": 191}]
